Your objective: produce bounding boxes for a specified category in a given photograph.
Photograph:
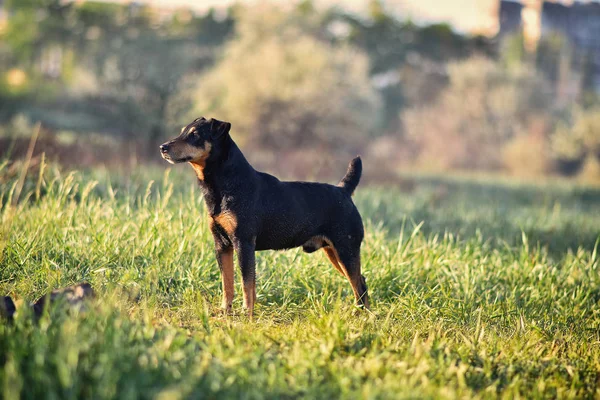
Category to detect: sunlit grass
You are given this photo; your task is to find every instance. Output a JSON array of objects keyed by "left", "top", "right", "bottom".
[{"left": 1, "top": 166, "right": 599, "bottom": 399}]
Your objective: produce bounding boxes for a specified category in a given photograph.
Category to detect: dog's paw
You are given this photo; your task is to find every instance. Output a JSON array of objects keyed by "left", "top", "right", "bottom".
[
  {"left": 242, "top": 307, "right": 254, "bottom": 320},
  {"left": 217, "top": 305, "right": 233, "bottom": 316}
]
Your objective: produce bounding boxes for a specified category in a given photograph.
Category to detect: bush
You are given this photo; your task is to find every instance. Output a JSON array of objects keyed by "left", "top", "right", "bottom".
[
  {"left": 579, "top": 155, "right": 600, "bottom": 182},
  {"left": 502, "top": 134, "right": 550, "bottom": 177},
  {"left": 191, "top": 4, "right": 381, "bottom": 153},
  {"left": 551, "top": 108, "right": 600, "bottom": 178},
  {"left": 403, "top": 57, "right": 553, "bottom": 170}
]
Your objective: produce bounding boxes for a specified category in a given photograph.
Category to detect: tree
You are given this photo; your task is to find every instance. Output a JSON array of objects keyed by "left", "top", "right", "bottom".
[
  {"left": 551, "top": 108, "right": 600, "bottom": 177},
  {"left": 191, "top": 4, "right": 381, "bottom": 153},
  {"left": 332, "top": 2, "right": 494, "bottom": 133},
  {"left": 403, "top": 57, "right": 553, "bottom": 170},
  {"left": 4, "top": 0, "right": 75, "bottom": 72}
]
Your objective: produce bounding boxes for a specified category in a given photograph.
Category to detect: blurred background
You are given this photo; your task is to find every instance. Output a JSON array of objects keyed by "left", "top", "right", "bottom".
[{"left": 1, "top": 0, "right": 600, "bottom": 183}]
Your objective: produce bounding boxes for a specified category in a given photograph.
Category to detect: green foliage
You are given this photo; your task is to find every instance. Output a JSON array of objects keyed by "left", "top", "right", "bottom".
[
  {"left": 337, "top": 2, "right": 493, "bottom": 131},
  {"left": 404, "top": 57, "right": 553, "bottom": 170},
  {"left": 74, "top": 1, "right": 123, "bottom": 28},
  {"left": 501, "top": 33, "right": 527, "bottom": 69},
  {"left": 502, "top": 134, "right": 551, "bottom": 177},
  {"left": 3, "top": 0, "right": 75, "bottom": 64},
  {"left": 0, "top": 166, "right": 599, "bottom": 398},
  {"left": 65, "top": 5, "right": 234, "bottom": 141},
  {"left": 2, "top": 9, "right": 39, "bottom": 62},
  {"left": 551, "top": 108, "right": 600, "bottom": 178},
  {"left": 0, "top": 0, "right": 234, "bottom": 138},
  {"left": 536, "top": 33, "right": 569, "bottom": 89},
  {"left": 193, "top": 4, "right": 380, "bottom": 151},
  {"left": 344, "top": 6, "right": 483, "bottom": 74},
  {"left": 0, "top": 0, "right": 501, "bottom": 146}
]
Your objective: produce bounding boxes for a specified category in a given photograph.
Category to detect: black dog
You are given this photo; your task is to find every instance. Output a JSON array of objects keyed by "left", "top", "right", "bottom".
[{"left": 160, "top": 117, "right": 368, "bottom": 317}]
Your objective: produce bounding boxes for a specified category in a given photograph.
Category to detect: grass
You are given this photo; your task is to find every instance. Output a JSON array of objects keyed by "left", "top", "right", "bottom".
[{"left": 1, "top": 163, "right": 600, "bottom": 399}]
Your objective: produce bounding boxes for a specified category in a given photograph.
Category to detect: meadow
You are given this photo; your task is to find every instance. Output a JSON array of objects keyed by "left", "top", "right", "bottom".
[{"left": 1, "top": 163, "right": 600, "bottom": 399}]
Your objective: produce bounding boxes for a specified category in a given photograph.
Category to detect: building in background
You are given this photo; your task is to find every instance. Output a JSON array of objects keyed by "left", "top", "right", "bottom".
[
  {"left": 541, "top": 2, "right": 600, "bottom": 50},
  {"left": 498, "top": 0, "right": 523, "bottom": 37},
  {"left": 499, "top": 0, "right": 600, "bottom": 95}
]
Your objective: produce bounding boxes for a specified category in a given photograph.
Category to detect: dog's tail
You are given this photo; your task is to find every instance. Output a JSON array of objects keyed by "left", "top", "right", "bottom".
[{"left": 338, "top": 156, "right": 362, "bottom": 196}]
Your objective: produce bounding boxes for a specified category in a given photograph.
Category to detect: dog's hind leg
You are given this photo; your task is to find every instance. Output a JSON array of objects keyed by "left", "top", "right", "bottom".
[
  {"left": 333, "top": 244, "right": 369, "bottom": 309},
  {"left": 323, "top": 247, "right": 347, "bottom": 277}
]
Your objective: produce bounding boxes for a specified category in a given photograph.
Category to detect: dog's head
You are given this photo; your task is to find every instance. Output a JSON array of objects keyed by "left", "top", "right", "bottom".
[{"left": 160, "top": 117, "right": 231, "bottom": 164}]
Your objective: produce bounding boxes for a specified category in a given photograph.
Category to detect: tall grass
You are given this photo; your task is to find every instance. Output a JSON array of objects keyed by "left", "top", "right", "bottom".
[{"left": 0, "top": 166, "right": 599, "bottom": 399}]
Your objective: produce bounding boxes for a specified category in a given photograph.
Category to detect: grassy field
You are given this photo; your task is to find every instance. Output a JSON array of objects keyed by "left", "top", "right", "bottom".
[{"left": 1, "top": 163, "right": 600, "bottom": 399}]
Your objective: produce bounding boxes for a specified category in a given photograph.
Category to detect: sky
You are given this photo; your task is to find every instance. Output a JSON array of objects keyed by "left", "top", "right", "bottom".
[
  {"left": 104, "top": 0, "right": 500, "bottom": 34},
  {"left": 382, "top": 0, "right": 499, "bottom": 34},
  {"left": 84, "top": 0, "right": 598, "bottom": 36}
]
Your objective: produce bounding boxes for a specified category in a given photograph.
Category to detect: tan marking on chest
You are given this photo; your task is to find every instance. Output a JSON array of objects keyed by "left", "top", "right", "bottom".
[
  {"left": 188, "top": 142, "right": 212, "bottom": 181},
  {"left": 212, "top": 211, "right": 238, "bottom": 236},
  {"left": 189, "top": 161, "right": 207, "bottom": 180}
]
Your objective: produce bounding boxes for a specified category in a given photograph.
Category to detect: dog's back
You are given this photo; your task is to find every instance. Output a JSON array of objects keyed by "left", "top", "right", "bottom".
[{"left": 253, "top": 157, "right": 363, "bottom": 251}]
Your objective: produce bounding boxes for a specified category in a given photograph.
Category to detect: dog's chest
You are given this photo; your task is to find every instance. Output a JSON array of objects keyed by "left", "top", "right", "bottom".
[{"left": 210, "top": 211, "right": 237, "bottom": 236}]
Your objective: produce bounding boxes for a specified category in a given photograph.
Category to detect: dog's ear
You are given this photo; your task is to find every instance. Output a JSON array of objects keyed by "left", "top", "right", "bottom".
[
  {"left": 209, "top": 118, "right": 231, "bottom": 139},
  {"left": 194, "top": 117, "right": 206, "bottom": 122}
]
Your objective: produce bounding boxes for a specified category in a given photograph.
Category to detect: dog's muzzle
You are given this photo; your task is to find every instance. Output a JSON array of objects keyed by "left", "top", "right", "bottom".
[{"left": 159, "top": 143, "right": 176, "bottom": 163}]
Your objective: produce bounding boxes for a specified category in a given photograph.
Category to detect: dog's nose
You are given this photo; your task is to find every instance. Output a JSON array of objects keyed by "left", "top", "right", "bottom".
[{"left": 160, "top": 144, "right": 170, "bottom": 153}]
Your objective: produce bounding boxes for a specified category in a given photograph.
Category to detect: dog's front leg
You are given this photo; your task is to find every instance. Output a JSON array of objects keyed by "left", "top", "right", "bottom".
[
  {"left": 235, "top": 240, "right": 256, "bottom": 318},
  {"left": 215, "top": 247, "right": 234, "bottom": 313},
  {"left": 211, "top": 221, "right": 235, "bottom": 314}
]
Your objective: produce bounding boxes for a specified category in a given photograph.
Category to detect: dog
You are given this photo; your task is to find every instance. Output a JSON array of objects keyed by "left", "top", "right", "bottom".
[{"left": 160, "top": 117, "right": 368, "bottom": 317}]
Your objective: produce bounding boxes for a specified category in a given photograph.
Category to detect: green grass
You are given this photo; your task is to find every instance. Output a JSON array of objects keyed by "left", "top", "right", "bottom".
[{"left": 1, "top": 164, "right": 600, "bottom": 399}]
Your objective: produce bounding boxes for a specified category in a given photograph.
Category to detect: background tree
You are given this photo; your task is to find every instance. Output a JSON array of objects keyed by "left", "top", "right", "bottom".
[
  {"left": 403, "top": 57, "right": 553, "bottom": 170},
  {"left": 333, "top": 0, "right": 494, "bottom": 134},
  {"left": 192, "top": 4, "right": 381, "bottom": 157},
  {"left": 551, "top": 108, "right": 600, "bottom": 178},
  {"left": 1, "top": 1, "right": 234, "bottom": 142}
]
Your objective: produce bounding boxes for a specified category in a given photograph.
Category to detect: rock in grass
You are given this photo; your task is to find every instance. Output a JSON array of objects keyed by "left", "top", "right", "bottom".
[
  {"left": 1, "top": 296, "right": 16, "bottom": 321},
  {"left": 33, "top": 282, "right": 95, "bottom": 317}
]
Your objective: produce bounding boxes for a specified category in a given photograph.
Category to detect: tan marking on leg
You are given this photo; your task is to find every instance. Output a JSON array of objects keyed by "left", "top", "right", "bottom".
[
  {"left": 323, "top": 247, "right": 347, "bottom": 277},
  {"left": 339, "top": 258, "right": 369, "bottom": 309},
  {"left": 327, "top": 242, "right": 369, "bottom": 309},
  {"left": 213, "top": 211, "right": 237, "bottom": 236},
  {"left": 242, "top": 279, "right": 255, "bottom": 319},
  {"left": 220, "top": 249, "right": 234, "bottom": 311},
  {"left": 320, "top": 236, "right": 349, "bottom": 278},
  {"left": 310, "top": 235, "right": 369, "bottom": 309}
]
